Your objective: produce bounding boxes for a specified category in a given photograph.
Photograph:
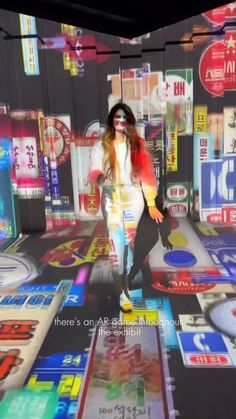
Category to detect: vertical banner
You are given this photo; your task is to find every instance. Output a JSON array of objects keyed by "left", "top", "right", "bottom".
[
  {"left": 19, "top": 15, "right": 40, "bottom": 76},
  {"left": 149, "top": 71, "right": 165, "bottom": 119},
  {"left": 193, "top": 105, "right": 214, "bottom": 216},
  {"left": 13, "top": 136, "right": 39, "bottom": 179},
  {"left": 199, "top": 160, "right": 223, "bottom": 223},
  {"left": 145, "top": 119, "right": 164, "bottom": 182},
  {"left": 0, "top": 112, "right": 16, "bottom": 239},
  {"left": 166, "top": 125, "right": 178, "bottom": 172},
  {"left": 223, "top": 107, "right": 236, "bottom": 154},
  {"left": 72, "top": 137, "right": 102, "bottom": 219},
  {"left": 207, "top": 113, "right": 224, "bottom": 158},
  {"left": 165, "top": 69, "right": 193, "bottom": 136},
  {"left": 121, "top": 67, "right": 144, "bottom": 120},
  {"left": 193, "top": 134, "right": 215, "bottom": 191},
  {"left": 42, "top": 155, "right": 53, "bottom": 230},
  {"left": 0, "top": 137, "right": 15, "bottom": 238},
  {"left": 142, "top": 66, "right": 151, "bottom": 119},
  {"left": 61, "top": 25, "right": 86, "bottom": 77},
  {"left": 11, "top": 110, "right": 45, "bottom": 200},
  {"left": 194, "top": 105, "right": 208, "bottom": 135},
  {"left": 108, "top": 73, "right": 122, "bottom": 111},
  {"left": 43, "top": 117, "right": 61, "bottom": 200},
  {"left": 78, "top": 325, "right": 173, "bottom": 419},
  {"left": 43, "top": 115, "right": 74, "bottom": 228},
  {"left": 61, "top": 24, "right": 78, "bottom": 75}
]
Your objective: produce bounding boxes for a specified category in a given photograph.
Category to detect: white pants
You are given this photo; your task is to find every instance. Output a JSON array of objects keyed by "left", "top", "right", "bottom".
[{"left": 103, "top": 185, "right": 144, "bottom": 275}]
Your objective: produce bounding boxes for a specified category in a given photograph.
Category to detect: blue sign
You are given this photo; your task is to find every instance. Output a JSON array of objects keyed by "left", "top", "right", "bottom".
[
  {"left": 132, "top": 298, "right": 179, "bottom": 348},
  {"left": 218, "top": 247, "right": 236, "bottom": 278},
  {"left": 193, "top": 133, "right": 214, "bottom": 191},
  {"left": 0, "top": 138, "right": 13, "bottom": 170},
  {"left": 221, "top": 155, "right": 236, "bottom": 203},
  {"left": 19, "top": 283, "right": 58, "bottom": 292},
  {"left": 33, "top": 352, "right": 87, "bottom": 372},
  {"left": 200, "top": 156, "right": 236, "bottom": 210},
  {"left": 64, "top": 285, "right": 86, "bottom": 307},
  {"left": 55, "top": 399, "right": 77, "bottom": 419},
  {"left": 200, "top": 160, "right": 223, "bottom": 209},
  {"left": 178, "top": 331, "right": 228, "bottom": 353}
]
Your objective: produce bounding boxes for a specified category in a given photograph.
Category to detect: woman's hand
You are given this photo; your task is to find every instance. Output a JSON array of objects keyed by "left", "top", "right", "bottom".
[{"left": 148, "top": 206, "right": 164, "bottom": 223}]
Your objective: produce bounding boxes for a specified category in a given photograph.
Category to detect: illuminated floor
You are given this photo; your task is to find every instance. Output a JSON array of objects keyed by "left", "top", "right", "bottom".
[{"left": 0, "top": 218, "right": 236, "bottom": 418}]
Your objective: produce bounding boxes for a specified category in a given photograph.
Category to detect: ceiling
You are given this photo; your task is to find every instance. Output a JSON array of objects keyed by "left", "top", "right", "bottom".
[{"left": 0, "top": 0, "right": 230, "bottom": 38}]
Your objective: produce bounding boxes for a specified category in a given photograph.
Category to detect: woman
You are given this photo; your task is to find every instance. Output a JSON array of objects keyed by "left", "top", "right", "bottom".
[{"left": 88, "top": 103, "right": 163, "bottom": 311}]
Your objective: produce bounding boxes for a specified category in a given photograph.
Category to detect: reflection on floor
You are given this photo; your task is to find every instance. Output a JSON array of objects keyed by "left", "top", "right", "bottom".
[
  {"left": 0, "top": 236, "right": 17, "bottom": 251},
  {"left": 0, "top": 217, "right": 236, "bottom": 418}
]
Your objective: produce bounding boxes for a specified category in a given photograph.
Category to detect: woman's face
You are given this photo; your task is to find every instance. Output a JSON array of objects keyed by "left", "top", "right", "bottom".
[{"left": 113, "top": 109, "right": 128, "bottom": 133}]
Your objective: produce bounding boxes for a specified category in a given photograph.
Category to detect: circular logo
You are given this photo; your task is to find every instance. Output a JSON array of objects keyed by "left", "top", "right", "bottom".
[
  {"left": 199, "top": 35, "right": 236, "bottom": 95},
  {"left": 0, "top": 253, "right": 39, "bottom": 288},
  {"left": 44, "top": 118, "right": 71, "bottom": 165},
  {"left": 164, "top": 249, "right": 197, "bottom": 268},
  {"left": 206, "top": 297, "right": 236, "bottom": 337},
  {"left": 199, "top": 41, "right": 225, "bottom": 96}
]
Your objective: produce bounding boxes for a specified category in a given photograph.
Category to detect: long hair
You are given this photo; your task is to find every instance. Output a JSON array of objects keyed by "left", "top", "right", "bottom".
[{"left": 102, "top": 103, "right": 141, "bottom": 180}]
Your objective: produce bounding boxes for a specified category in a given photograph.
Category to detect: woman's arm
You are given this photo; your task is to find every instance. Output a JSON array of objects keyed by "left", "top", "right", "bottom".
[{"left": 139, "top": 139, "right": 164, "bottom": 223}]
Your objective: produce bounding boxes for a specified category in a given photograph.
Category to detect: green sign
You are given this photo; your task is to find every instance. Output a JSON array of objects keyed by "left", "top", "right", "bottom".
[{"left": 0, "top": 388, "right": 58, "bottom": 419}]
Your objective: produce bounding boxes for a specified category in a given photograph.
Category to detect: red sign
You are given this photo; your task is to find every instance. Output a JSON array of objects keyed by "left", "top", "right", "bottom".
[
  {"left": 199, "top": 41, "right": 225, "bottom": 96},
  {"left": 0, "top": 320, "right": 38, "bottom": 340},
  {"left": 44, "top": 117, "right": 71, "bottom": 165},
  {"left": 222, "top": 207, "right": 236, "bottom": 223},
  {"left": 203, "top": 4, "right": 236, "bottom": 26},
  {"left": 203, "top": 6, "right": 226, "bottom": 26},
  {"left": 206, "top": 213, "right": 222, "bottom": 224},
  {"left": 189, "top": 354, "right": 230, "bottom": 366},
  {"left": 68, "top": 35, "right": 111, "bottom": 64},
  {"left": 83, "top": 185, "right": 101, "bottom": 216},
  {"left": 0, "top": 349, "right": 22, "bottom": 381},
  {"left": 199, "top": 32, "right": 236, "bottom": 96},
  {"left": 152, "top": 271, "right": 215, "bottom": 294},
  {"left": 224, "top": 31, "right": 236, "bottom": 91}
]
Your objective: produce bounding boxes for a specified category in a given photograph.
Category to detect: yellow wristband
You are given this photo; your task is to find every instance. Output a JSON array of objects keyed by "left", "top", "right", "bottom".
[{"left": 147, "top": 199, "right": 155, "bottom": 207}]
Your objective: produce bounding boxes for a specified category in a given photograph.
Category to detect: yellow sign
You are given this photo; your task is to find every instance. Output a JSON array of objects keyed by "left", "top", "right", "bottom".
[
  {"left": 194, "top": 106, "right": 208, "bottom": 133},
  {"left": 63, "top": 52, "right": 71, "bottom": 71},
  {"left": 121, "top": 309, "right": 159, "bottom": 325},
  {"left": 28, "top": 373, "right": 82, "bottom": 399},
  {"left": 47, "top": 238, "right": 110, "bottom": 268},
  {"left": 167, "top": 125, "right": 178, "bottom": 172}
]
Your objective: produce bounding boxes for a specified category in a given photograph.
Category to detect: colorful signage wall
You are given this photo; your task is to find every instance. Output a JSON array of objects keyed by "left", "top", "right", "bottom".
[{"left": 0, "top": 3, "right": 236, "bottom": 226}]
